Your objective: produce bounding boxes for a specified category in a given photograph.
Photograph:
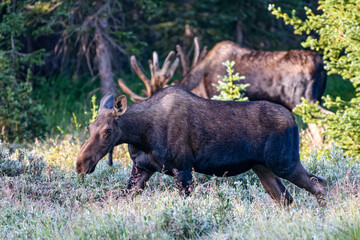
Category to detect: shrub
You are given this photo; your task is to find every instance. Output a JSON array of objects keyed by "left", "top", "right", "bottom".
[
  {"left": 0, "top": 2, "right": 47, "bottom": 143},
  {"left": 212, "top": 60, "right": 249, "bottom": 101},
  {"left": 270, "top": 0, "right": 360, "bottom": 157},
  {"left": 0, "top": 141, "right": 46, "bottom": 177}
]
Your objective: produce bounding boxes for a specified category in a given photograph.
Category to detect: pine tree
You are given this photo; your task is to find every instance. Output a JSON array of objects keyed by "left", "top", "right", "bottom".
[{"left": 212, "top": 60, "right": 249, "bottom": 102}]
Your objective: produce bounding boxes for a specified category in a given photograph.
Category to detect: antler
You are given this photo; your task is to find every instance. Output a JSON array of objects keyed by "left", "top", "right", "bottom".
[
  {"left": 176, "top": 37, "right": 208, "bottom": 77},
  {"left": 118, "top": 51, "right": 179, "bottom": 103}
]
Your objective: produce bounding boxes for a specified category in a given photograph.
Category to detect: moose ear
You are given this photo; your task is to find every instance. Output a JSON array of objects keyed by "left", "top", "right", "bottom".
[
  {"left": 99, "top": 94, "right": 114, "bottom": 112},
  {"left": 113, "top": 95, "right": 128, "bottom": 116}
]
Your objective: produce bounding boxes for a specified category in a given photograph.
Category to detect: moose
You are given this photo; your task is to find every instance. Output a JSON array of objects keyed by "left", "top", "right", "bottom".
[
  {"left": 76, "top": 85, "right": 327, "bottom": 206},
  {"left": 118, "top": 39, "right": 328, "bottom": 145},
  {"left": 119, "top": 38, "right": 327, "bottom": 111}
]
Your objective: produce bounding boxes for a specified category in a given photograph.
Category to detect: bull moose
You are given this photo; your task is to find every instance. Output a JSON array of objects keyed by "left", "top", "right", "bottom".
[
  {"left": 76, "top": 85, "right": 327, "bottom": 206},
  {"left": 119, "top": 39, "right": 326, "bottom": 110}
]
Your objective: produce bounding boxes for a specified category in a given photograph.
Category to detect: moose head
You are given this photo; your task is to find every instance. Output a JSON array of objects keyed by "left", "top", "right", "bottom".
[{"left": 75, "top": 94, "right": 127, "bottom": 174}]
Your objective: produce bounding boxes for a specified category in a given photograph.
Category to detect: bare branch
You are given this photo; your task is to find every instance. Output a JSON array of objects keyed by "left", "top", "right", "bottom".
[
  {"left": 118, "top": 78, "right": 146, "bottom": 103},
  {"left": 102, "top": 32, "right": 127, "bottom": 55}
]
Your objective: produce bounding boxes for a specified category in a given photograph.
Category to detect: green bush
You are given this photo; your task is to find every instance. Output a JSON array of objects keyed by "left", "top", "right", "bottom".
[
  {"left": 0, "top": 54, "right": 47, "bottom": 143},
  {"left": 212, "top": 60, "right": 249, "bottom": 101},
  {"left": 0, "top": 2, "right": 47, "bottom": 143},
  {"left": 270, "top": 0, "right": 360, "bottom": 157},
  {"left": 0, "top": 141, "right": 46, "bottom": 177}
]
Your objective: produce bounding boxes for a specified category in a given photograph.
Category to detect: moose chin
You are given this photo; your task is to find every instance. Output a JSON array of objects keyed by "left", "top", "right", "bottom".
[{"left": 76, "top": 85, "right": 327, "bottom": 207}]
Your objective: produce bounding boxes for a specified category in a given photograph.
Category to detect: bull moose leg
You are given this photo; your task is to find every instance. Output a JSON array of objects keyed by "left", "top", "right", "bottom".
[
  {"left": 282, "top": 163, "right": 327, "bottom": 207},
  {"left": 173, "top": 169, "right": 193, "bottom": 196},
  {"left": 252, "top": 165, "right": 294, "bottom": 206},
  {"left": 126, "top": 164, "right": 153, "bottom": 195}
]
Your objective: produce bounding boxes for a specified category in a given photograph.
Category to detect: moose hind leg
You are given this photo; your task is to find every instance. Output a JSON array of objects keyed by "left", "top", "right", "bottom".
[
  {"left": 252, "top": 165, "right": 294, "bottom": 206},
  {"left": 173, "top": 169, "right": 193, "bottom": 196},
  {"left": 282, "top": 163, "right": 327, "bottom": 207},
  {"left": 126, "top": 164, "right": 153, "bottom": 195}
]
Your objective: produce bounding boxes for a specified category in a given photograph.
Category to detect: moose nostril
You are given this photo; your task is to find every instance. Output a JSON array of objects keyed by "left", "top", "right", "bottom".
[{"left": 75, "top": 160, "right": 83, "bottom": 174}]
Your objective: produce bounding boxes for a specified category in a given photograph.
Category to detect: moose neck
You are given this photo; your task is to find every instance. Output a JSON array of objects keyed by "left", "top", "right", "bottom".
[
  {"left": 179, "top": 59, "right": 207, "bottom": 91},
  {"left": 117, "top": 108, "right": 152, "bottom": 151}
]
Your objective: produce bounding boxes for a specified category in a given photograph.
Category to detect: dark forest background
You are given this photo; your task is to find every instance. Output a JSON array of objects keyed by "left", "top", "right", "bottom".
[{"left": 2, "top": 0, "right": 350, "bottom": 142}]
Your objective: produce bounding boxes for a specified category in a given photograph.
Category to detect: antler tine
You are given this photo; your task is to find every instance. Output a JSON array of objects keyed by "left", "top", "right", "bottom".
[
  {"left": 192, "top": 37, "right": 200, "bottom": 68},
  {"left": 159, "top": 51, "right": 175, "bottom": 82},
  {"left": 161, "top": 51, "right": 175, "bottom": 72},
  {"left": 148, "top": 59, "right": 155, "bottom": 93},
  {"left": 177, "top": 37, "right": 207, "bottom": 77},
  {"left": 164, "top": 56, "right": 180, "bottom": 85},
  {"left": 176, "top": 44, "right": 188, "bottom": 77},
  {"left": 118, "top": 78, "right": 146, "bottom": 103},
  {"left": 153, "top": 51, "right": 159, "bottom": 71},
  {"left": 149, "top": 51, "right": 180, "bottom": 91},
  {"left": 130, "top": 56, "right": 152, "bottom": 97},
  {"left": 148, "top": 51, "right": 160, "bottom": 92},
  {"left": 199, "top": 46, "right": 208, "bottom": 60}
]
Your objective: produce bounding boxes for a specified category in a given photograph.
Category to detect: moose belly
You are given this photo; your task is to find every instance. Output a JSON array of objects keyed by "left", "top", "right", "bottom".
[{"left": 193, "top": 149, "right": 262, "bottom": 177}]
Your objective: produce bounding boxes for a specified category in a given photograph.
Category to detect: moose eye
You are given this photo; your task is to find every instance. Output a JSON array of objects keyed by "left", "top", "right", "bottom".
[{"left": 105, "top": 129, "right": 112, "bottom": 135}]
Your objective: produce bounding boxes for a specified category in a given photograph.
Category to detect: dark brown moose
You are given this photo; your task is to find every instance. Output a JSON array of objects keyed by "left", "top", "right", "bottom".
[
  {"left": 120, "top": 39, "right": 326, "bottom": 111},
  {"left": 180, "top": 41, "right": 327, "bottom": 110},
  {"left": 76, "top": 85, "right": 327, "bottom": 206},
  {"left": 118, "top": 39, "right": 327, "bottom": 144}
]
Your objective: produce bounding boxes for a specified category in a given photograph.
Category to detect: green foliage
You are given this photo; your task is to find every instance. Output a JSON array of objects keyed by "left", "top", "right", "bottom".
[
  {"left": 324, "top": 74, "right": 355, "bottom": 102},
  {"left": 0, "top": 2, "right": 47, "bottom": 142},
  {"left": 0, "top": 141, "right": 46, "bottom": 177},
  {"left": 294, "top": 96, "right": 360, "bottom": 156},
  {"left": 0, "top": 61, "right": 47, "bottom": 142},
  {"left": 86, "top": 95, "right": 99, "bottom": 125},
  {"left": 212, "top": 60, "right": 249, "bottom": 101},
  {"left": 270, "top": 0, "right": 360, "bottom": 157},
  {"left": 32, "top": 73, "right": 100, "bottom": 134},
  {"left": 149, "top": 0, "right": 314, "bottom": 55},
  {"left": 270, "top": 0, "right": 360, "bottom": 85}
]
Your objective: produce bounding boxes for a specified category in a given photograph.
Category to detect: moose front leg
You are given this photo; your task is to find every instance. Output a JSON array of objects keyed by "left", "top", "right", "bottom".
[
  {"left": 107, "top": 147, "right": 114, "bottom": 166},
  {"left": 126, "top": 164, "right": 153, "bottom": 195},
  {"left": 173, "top": 169, "right": 193, "bottom": 196}
]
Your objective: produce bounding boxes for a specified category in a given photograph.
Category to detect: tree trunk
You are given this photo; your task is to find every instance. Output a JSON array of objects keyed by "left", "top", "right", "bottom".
[
  {"left": 95, "top": 20, "right": 115, "bottom": 96},
  {"left": 236, "top": 16, "right": 243, "bottom": 46}
]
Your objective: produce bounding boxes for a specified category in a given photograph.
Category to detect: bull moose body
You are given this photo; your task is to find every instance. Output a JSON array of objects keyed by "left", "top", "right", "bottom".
[
  {"left": 76, "top": 85, "right": 327, "bottom": 206},
  {"left": 181, "top": 41, "right": 326, "bottom": 110}
]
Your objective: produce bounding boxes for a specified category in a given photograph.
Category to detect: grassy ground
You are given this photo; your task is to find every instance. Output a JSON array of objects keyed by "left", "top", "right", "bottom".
[
  {"left": 1, "top": 72, "right": 357, "bottom": 239},
  {"left": 0, "top": 137, "right": 359, "bottom": 239}
]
